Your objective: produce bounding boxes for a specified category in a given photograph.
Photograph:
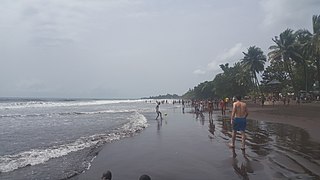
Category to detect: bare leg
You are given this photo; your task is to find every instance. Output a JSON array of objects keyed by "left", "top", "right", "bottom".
[
  {"left": 241, "top": 131, "right": 246, "bottom": 150},
  {"left": 229, "top": 130, "right": 236, "bottom": 148}
]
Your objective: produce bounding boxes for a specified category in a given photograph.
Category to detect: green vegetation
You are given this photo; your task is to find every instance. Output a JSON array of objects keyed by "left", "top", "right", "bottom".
[
  {"left": 142, "top": 94, "right": 180, "bottom": 99},
  {"left": 183, "top": 15, "right": 320, "bottom": 100}
]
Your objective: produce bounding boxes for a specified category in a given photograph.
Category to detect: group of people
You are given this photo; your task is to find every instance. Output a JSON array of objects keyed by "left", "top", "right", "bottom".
[
  {"left": 154, "top": 97, "right": 249, "bottom": 150},
  {"left": 191, "top": 98, "right": 231, "bottom": 117},
  {"left": 260, "top": 95, "right": 315, "bottom": 106},
  {"left": 105, "top": 96, "right": 248, "bottom": 179},
  {"left": 192, "top": 96, "right": 248, "bottom": 149}
]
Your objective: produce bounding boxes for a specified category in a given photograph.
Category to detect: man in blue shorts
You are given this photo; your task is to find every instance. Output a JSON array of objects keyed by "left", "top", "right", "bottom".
[{"left": 229, "top": 95, "right": 248, "bottom": 150}]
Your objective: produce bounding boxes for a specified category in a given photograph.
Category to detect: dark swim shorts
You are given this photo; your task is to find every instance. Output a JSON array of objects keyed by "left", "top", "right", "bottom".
[{"left": 233, "top": 117, "right": 247, "bottom": 131}]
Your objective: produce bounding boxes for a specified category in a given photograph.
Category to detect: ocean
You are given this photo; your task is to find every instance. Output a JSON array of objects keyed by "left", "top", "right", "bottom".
[{"left": 0, "top": 98, "right": 158, "bottom": 180}]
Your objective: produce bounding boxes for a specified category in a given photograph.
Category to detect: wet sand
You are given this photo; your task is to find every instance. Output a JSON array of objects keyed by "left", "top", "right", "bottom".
[
  {"left": 77, "top": 104, "right": 320, "bottom": 180},
  {"left": 247, "top": 101, "right": 320, "bottom": 143}
]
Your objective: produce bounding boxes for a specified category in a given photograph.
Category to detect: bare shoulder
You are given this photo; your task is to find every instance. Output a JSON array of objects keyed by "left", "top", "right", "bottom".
[
  {"left": 242, "top": 102, "right": 248, "bottom": 111},
  {"left": 240, "top": 101, "right": 247, "bottom": 108}
]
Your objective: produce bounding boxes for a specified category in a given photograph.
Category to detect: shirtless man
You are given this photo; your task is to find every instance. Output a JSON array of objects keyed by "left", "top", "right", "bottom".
[
  {"left": 230, "top": 95, "right": 248, "bottom": 150},
  {"left": 219, "top": 99, "right": 226, "bottom": 116}
]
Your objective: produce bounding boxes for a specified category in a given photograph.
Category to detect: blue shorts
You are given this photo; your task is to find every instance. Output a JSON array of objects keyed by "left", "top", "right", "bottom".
[{"left": 233, "top": 117, "right": 247, "bottom": 131}]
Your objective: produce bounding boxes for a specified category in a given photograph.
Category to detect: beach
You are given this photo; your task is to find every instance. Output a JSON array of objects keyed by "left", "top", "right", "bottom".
[
  {"left": 77, "top": 103, "right": 320, "bottom": 180},
  {"left": 248, "top": 102, "right": 320, "bottom": 143},
  {"left": 0, "top": 99, "right": 153, "bottom": 180}
]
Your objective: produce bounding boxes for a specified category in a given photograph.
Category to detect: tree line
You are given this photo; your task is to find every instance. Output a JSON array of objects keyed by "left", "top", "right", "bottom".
[
  {"left": 183, "top": 15, "right": 320, "bottom": 100},
  {"left": 142, "top": 94, "right": 181, "bottom": 99}
]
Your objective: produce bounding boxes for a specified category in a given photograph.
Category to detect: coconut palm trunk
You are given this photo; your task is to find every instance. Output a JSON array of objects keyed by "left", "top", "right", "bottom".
[{"left": 312, "top": 15, "right": 320, "bottom": 89}]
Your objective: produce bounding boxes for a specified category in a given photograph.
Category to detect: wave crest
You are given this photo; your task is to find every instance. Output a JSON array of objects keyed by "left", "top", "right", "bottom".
[{"left": 0, "top": 112, "right": 148, "bottom": 173}]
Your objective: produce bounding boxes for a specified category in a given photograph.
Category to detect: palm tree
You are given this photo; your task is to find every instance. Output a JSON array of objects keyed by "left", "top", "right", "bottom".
[
  {"left": 295, "top": 29, "right": 312, "bottom": 91},
  {"left": 268, "top": 29, "right": 301, "bottom": 93},
  {"left": 234, "top": 62, "right": 252, "bottom": 88},
  {"left": 311, "top": 15, "right": 320, "bottom": 88},
  {"left": 241, "top": 46, "right": 266, "bottom": 92}
]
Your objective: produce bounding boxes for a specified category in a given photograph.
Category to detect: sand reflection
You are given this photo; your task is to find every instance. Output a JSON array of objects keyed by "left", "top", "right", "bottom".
[
  {"left": 230, "top": 148, "right": 254, "bottom": 180},
  {"left": 211, "top": 115, "right": 320, "bottom": 179}
]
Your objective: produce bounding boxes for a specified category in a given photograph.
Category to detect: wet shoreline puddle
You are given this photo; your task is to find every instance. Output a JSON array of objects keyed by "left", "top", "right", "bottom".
[{"left": 202, "top": 114, "right": 320, "bottom": 180}]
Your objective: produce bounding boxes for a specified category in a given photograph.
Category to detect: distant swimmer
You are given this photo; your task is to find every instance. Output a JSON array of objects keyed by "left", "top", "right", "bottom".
[
  {"left": 229, "top": 95, "right": 248, "bottom": 150},
  {"left": 155, "top": 102, "right": 163, "bottom": 120}
]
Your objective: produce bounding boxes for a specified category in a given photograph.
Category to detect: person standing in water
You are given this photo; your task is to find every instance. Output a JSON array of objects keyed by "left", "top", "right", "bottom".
[
  {"left": 230, "top": 95, "right": 248, "bottom": 150},
  {"left": 155, "top": 102, "right": 163, "bottom": 120},
  {"left": 182, "top": 100, "right": 185, "bottom": 114}
]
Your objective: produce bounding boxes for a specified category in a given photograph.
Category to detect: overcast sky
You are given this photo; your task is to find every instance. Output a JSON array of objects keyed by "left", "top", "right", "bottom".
[{"left": 0, "top": 0, "right": 319, "bottom": 99}]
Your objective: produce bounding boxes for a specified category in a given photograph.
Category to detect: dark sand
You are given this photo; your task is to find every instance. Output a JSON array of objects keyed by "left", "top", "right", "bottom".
[
  {"left": 77, "top": 103, "right": 320, "bottom": 180},
  {"left": 248, "top": 102, "right": 320, "bottom": 143}
]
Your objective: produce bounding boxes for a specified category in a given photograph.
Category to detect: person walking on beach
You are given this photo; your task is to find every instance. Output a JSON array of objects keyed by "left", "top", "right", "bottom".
[
  {"left": 155, "top": 102, "right": 163, "bottom": 120},
  {"left": 219, "top": 99, "right": 226, "bottom": 116},
  {"left": 182, "top": 100, "right": 185, "bottom": 114},
  {"left": 229, "top": 95, "right": 248, "bottom": 150},
  {"left": 208, "top": 100, "right": 213, "bottom": 119},
  {"left": 199, "top": 101, "right": 204, "bottom": 118},
  {"left": 261, "top": 95, "right": 265, "bottom": 107}
]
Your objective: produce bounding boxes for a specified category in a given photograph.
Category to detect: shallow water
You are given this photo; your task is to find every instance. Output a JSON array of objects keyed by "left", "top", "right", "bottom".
[
  {"left": 0, "top": 98, "right": 157, "bottom": 180},
  {"left": 203, "top": 113, "right": 320, "bottom": 180}
]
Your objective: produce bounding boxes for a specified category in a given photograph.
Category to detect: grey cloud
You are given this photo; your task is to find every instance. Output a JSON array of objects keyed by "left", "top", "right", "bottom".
[
  {"left": 194, "top": 43, "right": 245, "bottom": 76},
  {"left": 260, "top": 0, "right": 320, "bottom": 29},
  {"left": 0, "top": 0, "right": 319, "bottom": 98},
  {"left": 31, "top": 37, "right": 74, "bottom": 47}
]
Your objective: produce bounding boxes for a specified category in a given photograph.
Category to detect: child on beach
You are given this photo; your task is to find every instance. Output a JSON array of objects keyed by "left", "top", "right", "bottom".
[{"left": 155, "top": 102, "right": 163, "bottom": 120}]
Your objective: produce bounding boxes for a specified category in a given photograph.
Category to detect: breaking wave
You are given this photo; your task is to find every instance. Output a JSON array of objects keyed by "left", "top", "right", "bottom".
[
  {"left": 0, "top": 112, "right": 148, "bottom": 173},
  {"left": 0, "top": 99, "right": 143, "bottom": 110},
  {"left": 0, "top": 109, "right": 134, "bottom": 119}
]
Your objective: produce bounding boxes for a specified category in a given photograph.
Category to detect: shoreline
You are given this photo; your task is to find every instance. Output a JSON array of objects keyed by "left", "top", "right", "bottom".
[{"left": 77, "top": 104, "right": 320, "bottom": 180}]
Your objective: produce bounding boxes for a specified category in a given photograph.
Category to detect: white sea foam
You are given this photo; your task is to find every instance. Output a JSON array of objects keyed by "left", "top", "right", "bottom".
[
  {"left": 0, "top": 99, "right": 144, "bottom": 110},
  {"left": 0, "top": 110, "right": 136, "bottom": 119},
  {"left": 0, "top": 112, "right": 148, "bottom": 173}
]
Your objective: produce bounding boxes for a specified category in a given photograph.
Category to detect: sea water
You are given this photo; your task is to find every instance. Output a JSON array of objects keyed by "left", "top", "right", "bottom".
[{"left": 0, "top": 98, "right": 157, "bottom": 180}]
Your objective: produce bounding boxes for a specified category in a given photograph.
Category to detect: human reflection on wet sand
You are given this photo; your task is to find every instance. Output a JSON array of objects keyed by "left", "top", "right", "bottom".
[
  {"left": 213, "top": 114, "right": 320, "bottom": 179},
  {"left": 157, "top": 119, "right": 162, "bottom": 131},
  {"left": 157, "top": 118, "right": 168, "bottom": 132},
  {"left": 200, "top": 115, "right": 205, "bottom": 126},
  {"left": 208, "top": 119, "right": 215, "bottom": 139},
  {"left": 231, "top": 148, "right": 253, "bottom": 180},
  {"left": 194, "top": 111, "right": 205, "bottom": 126}
]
